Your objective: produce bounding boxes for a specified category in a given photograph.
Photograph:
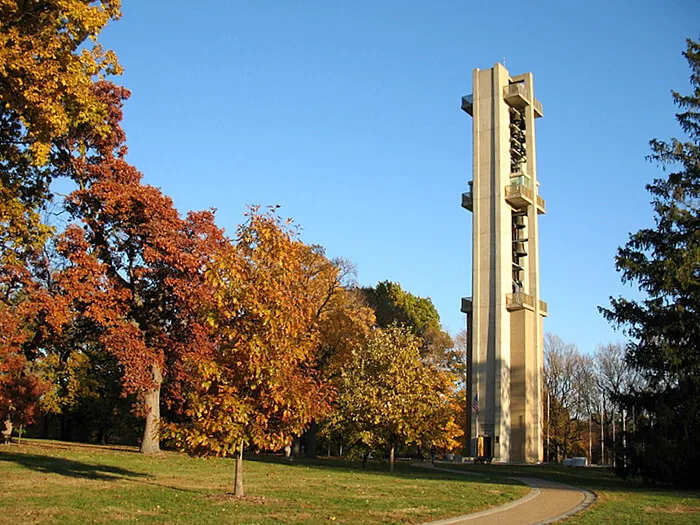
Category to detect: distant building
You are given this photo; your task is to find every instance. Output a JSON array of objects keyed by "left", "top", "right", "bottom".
[{"left": 461, "top": 64, "right": 547, "bottom": 463}]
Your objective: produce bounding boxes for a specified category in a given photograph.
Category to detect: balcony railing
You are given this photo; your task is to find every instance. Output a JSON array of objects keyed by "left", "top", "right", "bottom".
[
  {"left": 506, "top": 292, "right": 536, "bottom": 311},
  {"left": 510, "top": 173, "right": 532, "bottom": 188},
  {"left": 539, "top": 300, "right": 548, "bottom": 317}
]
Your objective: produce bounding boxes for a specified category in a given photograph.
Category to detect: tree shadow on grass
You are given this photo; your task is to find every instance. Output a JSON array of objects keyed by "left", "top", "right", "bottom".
[
  {"left": 0, "top": 451, "right": 150, "bottom": 481},
  {"left": 246, "top": 455, "right": 526, "bottom": 489}
]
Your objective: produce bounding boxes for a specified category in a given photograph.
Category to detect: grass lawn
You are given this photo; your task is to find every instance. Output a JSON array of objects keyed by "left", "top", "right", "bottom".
[
  {"left": 444, "top": 462, "right": 700, "bottom": 525},
  {"left": 0, "top": 440, "right": 526, "bottom": 525}
]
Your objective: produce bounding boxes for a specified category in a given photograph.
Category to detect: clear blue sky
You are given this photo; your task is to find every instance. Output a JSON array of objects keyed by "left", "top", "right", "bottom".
[{"left": 99, "top": 1, "right": 699, "bottom": 353}]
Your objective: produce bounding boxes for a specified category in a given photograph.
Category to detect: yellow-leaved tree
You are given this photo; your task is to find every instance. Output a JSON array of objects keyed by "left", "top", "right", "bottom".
[
  {"left": 0, "top": 0, "right": 122, "bottom": 267},
  {"left": 324, "top": 326, "right": 459, "bottom": 472},
  {"left": 165, "top": 209, "right": 332, "bottom": 496}
]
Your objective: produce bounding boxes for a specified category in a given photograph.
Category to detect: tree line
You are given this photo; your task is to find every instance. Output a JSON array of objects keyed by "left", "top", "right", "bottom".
[
  {"left": 543, "top": 335, "right": 640, "bottom": 466},
  {"left": 0, "top": 2, "right": 466, "bottom": 495}
]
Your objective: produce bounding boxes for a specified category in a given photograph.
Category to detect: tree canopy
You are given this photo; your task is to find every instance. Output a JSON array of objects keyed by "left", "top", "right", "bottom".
[{"left": 361, "top": 281, "right": 453, "bottom": 365}]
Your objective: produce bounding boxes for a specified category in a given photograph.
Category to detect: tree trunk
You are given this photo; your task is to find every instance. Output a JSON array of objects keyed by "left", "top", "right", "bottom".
[
  {"left": 2, "top": 416, "right": 12, "bottom": 444},
  {"left": 234, "top": 440, "right": 244, "bottom": 497},
  {"left": 304, "top": 420, "right": 318, "bottom": 458},
  {"left": 140, "top": 364, "right": 162, "bottom": 454},
  {"left": 389, "top": 445, "right": 395, "bottom": 473},
  {"left": 59, "top": 413, "right": 68, "bottom": 441}
]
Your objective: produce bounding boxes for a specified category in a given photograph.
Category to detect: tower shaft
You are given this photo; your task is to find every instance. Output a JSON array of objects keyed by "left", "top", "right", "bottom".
[{"left": 461, "top": 64, "right": 547, "bottom": 463}]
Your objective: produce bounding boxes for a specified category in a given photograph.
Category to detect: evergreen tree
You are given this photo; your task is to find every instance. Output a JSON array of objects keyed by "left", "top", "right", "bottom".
[{"left": 601, "top": 38, "right": 700, "bottom": 486}]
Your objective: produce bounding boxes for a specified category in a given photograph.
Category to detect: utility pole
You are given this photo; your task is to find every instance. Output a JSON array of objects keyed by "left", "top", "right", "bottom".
[
  {"left": 547, "top": 390, "right": 551, "bottom": 463},
  {"left": 622, "top": 408, "right": 627, "bottom": 468},
  {"left": 612, "top": 407, "right": 616, "bottom": 468},
  {"left": 600, "top": 392, "right": 605, "bottom": 465},
  {"left": 588, "top": 413, "right": 592, "bottom": 464}
]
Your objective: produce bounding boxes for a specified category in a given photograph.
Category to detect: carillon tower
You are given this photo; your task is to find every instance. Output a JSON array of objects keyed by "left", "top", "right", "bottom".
[{"left": 460, "top": 64, "right": 547, "bottom": 463}]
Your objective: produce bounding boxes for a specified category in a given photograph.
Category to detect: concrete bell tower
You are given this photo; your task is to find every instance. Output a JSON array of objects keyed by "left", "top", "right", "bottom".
[{"left": 461, "top": 64, "right": 547, "bottom": 464}]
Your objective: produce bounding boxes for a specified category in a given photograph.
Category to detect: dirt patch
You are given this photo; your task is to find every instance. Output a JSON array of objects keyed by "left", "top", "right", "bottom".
[
  {"left": 208, "top": 493, "right": 272, "bottom": 504},
  {"left": 644, "top": 505, "right": 700, "bottom": 514}
]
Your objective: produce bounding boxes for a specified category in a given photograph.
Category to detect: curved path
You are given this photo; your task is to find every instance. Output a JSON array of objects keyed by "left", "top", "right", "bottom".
[{"left": 418, "top": 465, "right": 596, "bottom": 525}]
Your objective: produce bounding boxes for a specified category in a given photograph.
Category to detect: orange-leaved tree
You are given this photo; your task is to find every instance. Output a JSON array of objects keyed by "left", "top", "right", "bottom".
[{"left": 165, "top": 209, "right": 332, "bottom": 496}]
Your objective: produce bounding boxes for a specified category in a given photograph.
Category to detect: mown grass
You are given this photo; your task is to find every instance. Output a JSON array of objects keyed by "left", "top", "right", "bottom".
[
  {"left": 0, "top": 440, "right": 526, "bottom": 525},
  {"left": 444, "top": 462, "right": 700, "bottom": 524}
]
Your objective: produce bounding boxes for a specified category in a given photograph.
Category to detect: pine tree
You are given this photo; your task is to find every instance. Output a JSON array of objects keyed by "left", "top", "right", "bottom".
[{"left": 601, "top": 38, "right": 700, "bottom": 486}]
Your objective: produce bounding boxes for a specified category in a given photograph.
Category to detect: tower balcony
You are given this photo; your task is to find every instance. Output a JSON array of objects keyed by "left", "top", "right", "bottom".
[
  {"left": 503, "top": 83, "right": 544, "bottom": 118},
  {"left": 461, "top": 94, "right": 473, "bottom": 116},
  {"left": 461, "top": 297, "right": 473, "bottom": 314},
  {"left": 461, "top": 181, "right": 474, "bottom": 212},
  {"left": 506, "top": 292, "right": 536, "bottom": 312},
  {"left": 539, "top": 299, "right": 548, "bottom": 317},
  {"left": 503, "top": 82, "right": 529, "bottom": 108},
  {"left": 533, "top": 98, "right": 544, "bottom": 118},
  {"left": 505, "top": 183, "right": 534, "bottom": 210},
  {"left": 461, "top": 191, "right": 473, "bottom": 211},
  {"left": 536, "top": 195, "right": 546, "bottom": 214}
]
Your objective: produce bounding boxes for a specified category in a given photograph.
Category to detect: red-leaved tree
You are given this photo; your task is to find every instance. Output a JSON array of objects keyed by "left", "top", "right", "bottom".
[{"left": 61, "top": 82, "right": 226, "bottom": 453}]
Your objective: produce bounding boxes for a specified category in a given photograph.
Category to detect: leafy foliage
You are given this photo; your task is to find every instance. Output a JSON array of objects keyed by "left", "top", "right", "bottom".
[
  {"left": 361, "top": 280, "right": 453, "bottom": 365},
  {"left": 0, "top": 0, "right": 122, "bottom": 164},
  {"left": 165, "top": 210, "right": 331, "bottom": 492}
]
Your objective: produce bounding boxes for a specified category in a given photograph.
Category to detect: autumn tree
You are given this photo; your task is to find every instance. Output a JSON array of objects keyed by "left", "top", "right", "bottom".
[
  {"left": 325, "top": 326, "right": 458, "bottom": 472},
  {"left": 53, "top": 82, "right": 227, "bottom": 454},
  {"left": 165, "top": 209, "right": 331, "bottom": 496},
  {"left": 601, "top": 38, "right": 700, "bottom": 486}
]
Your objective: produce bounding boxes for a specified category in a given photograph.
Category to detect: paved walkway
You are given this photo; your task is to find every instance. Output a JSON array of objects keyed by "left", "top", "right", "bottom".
[{"left": 418, "top": 465, "right": 596, "bottom": 525}]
